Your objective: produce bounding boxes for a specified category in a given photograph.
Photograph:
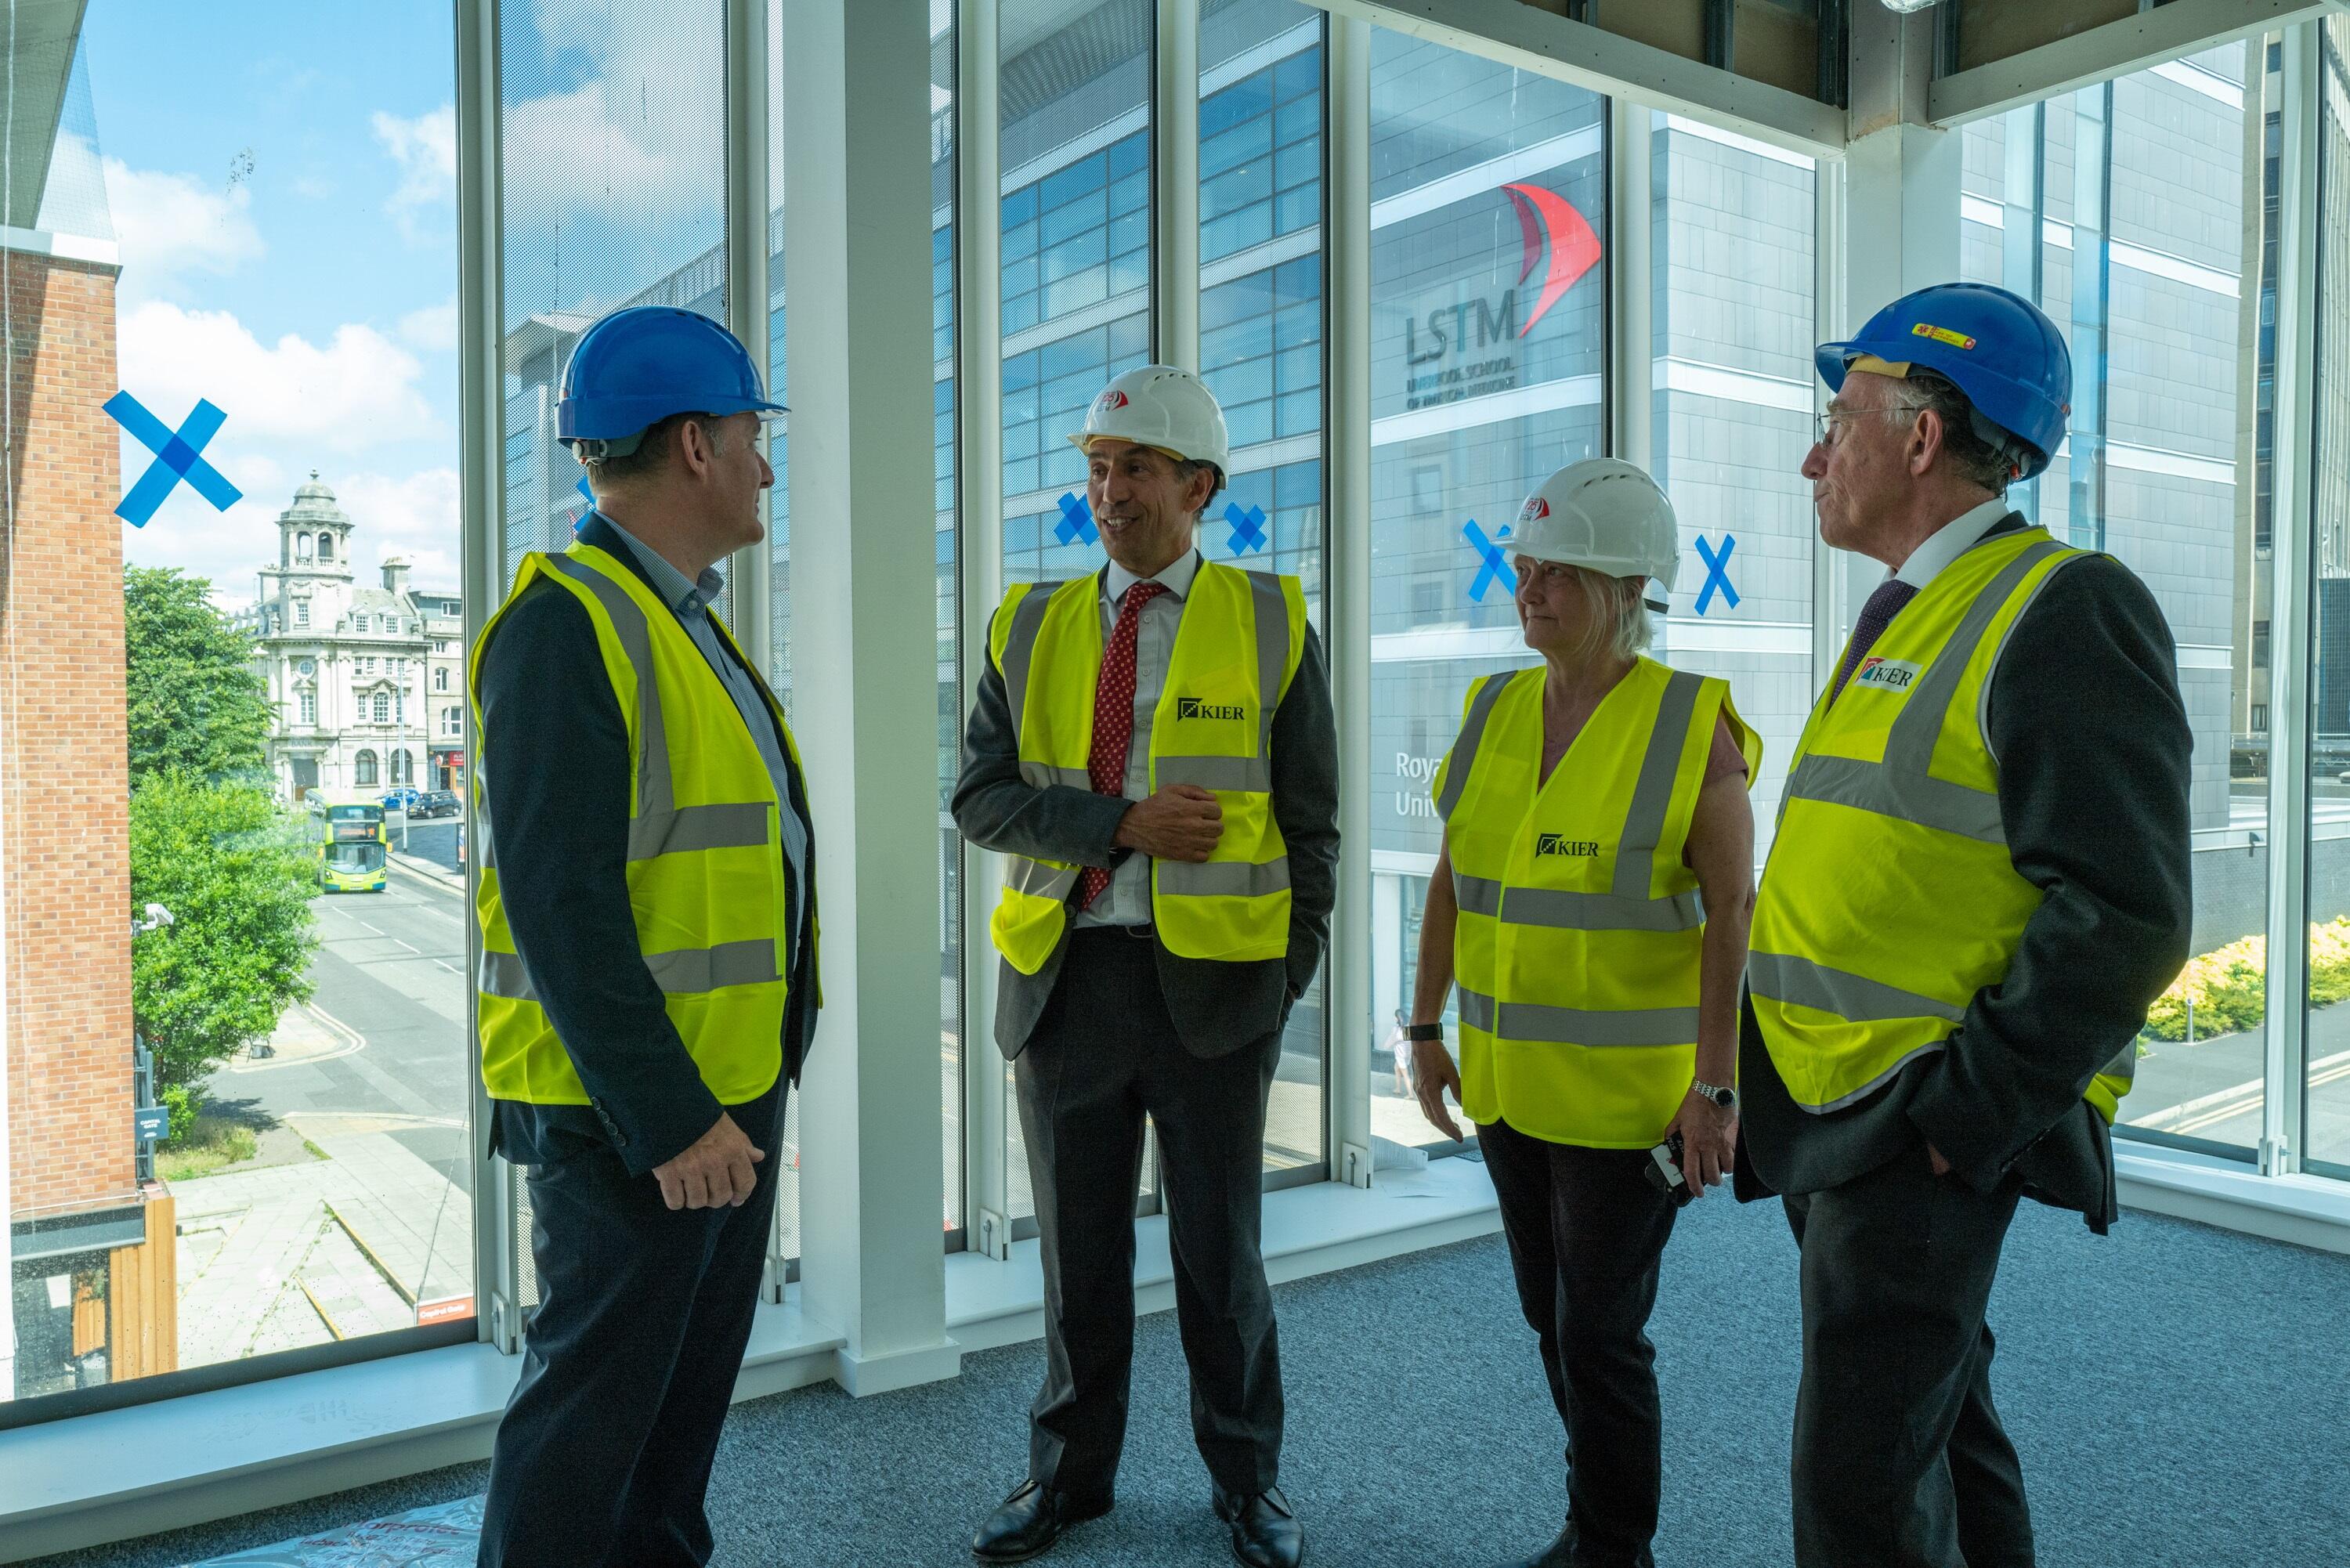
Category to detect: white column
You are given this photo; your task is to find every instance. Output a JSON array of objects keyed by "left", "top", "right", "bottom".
[
  {"left": 725, "top": 0, "right": 774, "bottom": 679},
  {"left": 955, "top": 0, "right": 1014, "bottom": 1261},
  {"left": 1155, "top": 0, "right": 1202, "bottom": 370},
  {"left": 785, "top": 0, "right": 959, "bottom": 1396},
  {"left": 1609, "top": 99, "right": 1654, "bottom": 475},
  {"left": 1325, "top": 13, "right": 1376, "bottom": 1186}
]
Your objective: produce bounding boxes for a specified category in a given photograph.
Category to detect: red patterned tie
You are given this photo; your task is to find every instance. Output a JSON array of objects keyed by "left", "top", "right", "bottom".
[{"left": 1078, "top": 580, "right": 1168, "bottom": 912}]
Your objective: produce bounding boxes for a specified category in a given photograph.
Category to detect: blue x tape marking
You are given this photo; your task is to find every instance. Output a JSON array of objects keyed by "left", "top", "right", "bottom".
[
  {"left": 1694, "top": 533, "right": 1739, "bottom": 616},
  {"left": 1224, "top": 501, "right": 1267, "bottom": 555},
  {"left": 1464, "top": 519, "right": 1514, "bottom": 602},
  {"left": 1054, "top": 491, "right": 1098, "bottom": 547},
  {"left": 105, "top": 391, "right": 243, "bottom": 527}
]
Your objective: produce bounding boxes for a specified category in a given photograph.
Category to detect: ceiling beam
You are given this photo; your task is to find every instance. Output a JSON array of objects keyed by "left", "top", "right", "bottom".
[
  {"left": 1299, "top": 0, "right": 1848, "bottom": 157},
  {"left": 1930, "top": 0, "right": 2349, "bottom": 126}
]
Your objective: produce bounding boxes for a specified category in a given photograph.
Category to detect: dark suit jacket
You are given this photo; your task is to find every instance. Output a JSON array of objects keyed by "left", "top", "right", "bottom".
[
  {"left": 1736, "top": 515, "right": 2194, "bottom": 1230},
  {"left": 952, "top": 562, "right": 1340, "bottom": 1060},
  {"left": 476, "top": 513, "right": 820, "bottom": 1177}
]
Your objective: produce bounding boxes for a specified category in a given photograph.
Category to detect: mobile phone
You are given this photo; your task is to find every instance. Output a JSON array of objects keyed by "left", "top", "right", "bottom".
[{"left": 1643, "top": 1129, "right": 1696, "bottom": 1207}]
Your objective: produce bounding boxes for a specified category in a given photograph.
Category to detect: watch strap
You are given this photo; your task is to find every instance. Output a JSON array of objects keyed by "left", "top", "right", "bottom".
[{"left": 1402, "top": 1022, "right": 1444, "bottom": 1042}]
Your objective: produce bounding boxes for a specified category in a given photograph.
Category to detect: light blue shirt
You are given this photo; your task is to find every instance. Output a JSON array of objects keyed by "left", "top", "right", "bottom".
[
  {"left": 1075, "top": 547, "right": 1202, "bottom": 930},
  {"left": 603, "top": 516, "right": 809, "bottom": 955}
]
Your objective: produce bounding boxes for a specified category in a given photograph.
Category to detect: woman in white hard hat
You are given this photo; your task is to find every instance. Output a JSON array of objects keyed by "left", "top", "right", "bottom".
[{"left": 1406, "top": 457, "right": 1759, "bottom": 1568}]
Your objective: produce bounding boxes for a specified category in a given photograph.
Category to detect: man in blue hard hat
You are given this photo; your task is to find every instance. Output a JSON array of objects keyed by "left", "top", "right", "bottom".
[
  {"left": 1737, "top": 282, "right": 2192, "bottom": 1567},
  {"left": 470, "top": 305, "right": 814, "bottom": 1568}
]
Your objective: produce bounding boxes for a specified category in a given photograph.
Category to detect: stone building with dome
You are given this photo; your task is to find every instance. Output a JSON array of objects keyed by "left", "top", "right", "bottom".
[{"left": 236, "top": 475, "right": 466, "bottom": 801}]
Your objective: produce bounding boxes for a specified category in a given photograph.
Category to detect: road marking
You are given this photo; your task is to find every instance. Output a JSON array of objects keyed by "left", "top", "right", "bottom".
[{"left": 2137, "top": 1046, "right": 2350, "bottom": 1137}]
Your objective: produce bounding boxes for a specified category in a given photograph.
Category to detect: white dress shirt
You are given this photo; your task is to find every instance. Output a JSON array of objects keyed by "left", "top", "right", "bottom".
[
  {"left": 1893, "top": 497, "right": 2012, "bottom": 591},
  {"left": 1075, "top": 547, "right": 1203, "bottom": 929}
]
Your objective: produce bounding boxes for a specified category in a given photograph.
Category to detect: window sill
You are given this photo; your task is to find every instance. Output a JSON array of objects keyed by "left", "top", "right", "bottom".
[{"left": 2117, "top": 1141, "right": 2350, "bottom": 1254}]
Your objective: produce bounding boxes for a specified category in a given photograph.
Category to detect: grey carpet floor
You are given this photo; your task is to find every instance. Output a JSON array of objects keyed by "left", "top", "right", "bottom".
[{"left": 27, "top": 1192, "right": 2350, "bottom": 1567}]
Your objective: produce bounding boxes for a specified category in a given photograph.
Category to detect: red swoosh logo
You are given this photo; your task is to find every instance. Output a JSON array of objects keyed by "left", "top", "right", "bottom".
[{"left": 1502, "top": 182, "right": 1602, "bottom": 337}]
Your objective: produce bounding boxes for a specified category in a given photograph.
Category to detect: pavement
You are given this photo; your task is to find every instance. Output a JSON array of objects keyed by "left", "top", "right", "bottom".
[{"left": 2128, "top": 997, "right": 2350, "bottom": 1163}]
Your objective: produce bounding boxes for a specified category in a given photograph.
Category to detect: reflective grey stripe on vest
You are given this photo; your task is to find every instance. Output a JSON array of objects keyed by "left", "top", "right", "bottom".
[
  {"left": 544, "top": 554, "right": 673, "bottom": 819},
  {"left": 997, "top": 580, "right": 1065, "bottom": 728},
  {"left": 1158, "top": 858, "right": 1290, "bottom": 898},
  {"left": 627, "top": 801, "right": 772, "bottom": 862},
  {"left": 2095, "top": 1039, "right": 2137, "bottom": 1090},
  {"left": 1453, "top": 873, "right": 1705, "bottom": 933},
  {"left": 1613, "top": 670, "right": 1704, "bottom": 899},
  {"left": 478, "top": 948, "right": 537, "bottom": 1002},
  {"left": 1783, "top": 539, "right": 2066, "bottom": 841},
  {"left": 1005, "top": 853, "right": 1081, "bottom": 902},
  {"left": 1243, "top": 569, "right": 1289, "bottom": 756},
  {"left": 1156, "top": 754, "right": 1273, "bottom": 793},
  {"left": 1435, "top": 674, "right": 1512, "bottom": 821},
  {"left": 1457, "top": 986, "right": 1699, "bottom": 1047},
  {"left": 479, "top": 939, "right": 778, "bottom": 1002},
  {"left": 1019, "top": 762, "right": 1093, "bottom": 790},
  {"left": 1747, "top": 951, "right": 1963, "bottom": 1024}
]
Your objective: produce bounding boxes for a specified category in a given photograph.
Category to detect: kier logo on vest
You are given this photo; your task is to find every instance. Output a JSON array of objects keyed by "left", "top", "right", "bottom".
[
  {"left": 1177, "top": 696, "right": 1247, "bottom": 722},
  {"left": 1535, "top": 833, "right": 1601, "bottom": 858},
  {"left": 1853, "top": 657, "right": 1923, "bottom": 693}
]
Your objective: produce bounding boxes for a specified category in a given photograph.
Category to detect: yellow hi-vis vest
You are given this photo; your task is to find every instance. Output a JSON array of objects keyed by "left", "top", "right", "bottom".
[
  {"left": 1434, "top": 659, "right": 1759, "bottom": 1148},
  {"left": 1748, "top": 526, "right": 2135, "bottom": 1122},
  {"left": 985, "top": 561, "right": 1307, "bottom": 974},
  {"left": 468, "top": 542, "right": 810, "bottom": 1107}
]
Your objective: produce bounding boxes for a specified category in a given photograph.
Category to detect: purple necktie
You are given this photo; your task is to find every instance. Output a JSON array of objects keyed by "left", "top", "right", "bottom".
[{"left": 1829, "top": 579, "right": 1920, "bottom": 704}]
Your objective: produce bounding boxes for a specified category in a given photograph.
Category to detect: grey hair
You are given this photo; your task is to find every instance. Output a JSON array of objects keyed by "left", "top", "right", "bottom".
[
  {"left": 1560, "top": 564, "right": 1654, "bottom": 663},
  {"left": 580, "top": 410, "right": 732, "bottom": 485},
  {"left": 1175, "top": 457, "right": 1226, "bottom": 508},
  {"left": 1887, "top": 371, "right": 2022, "bottom": 494}
]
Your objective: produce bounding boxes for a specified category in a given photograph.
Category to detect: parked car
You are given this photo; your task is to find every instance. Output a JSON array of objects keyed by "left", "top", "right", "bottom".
[
  {"left": 414, "top": 789, "right": 461, "bottom": 819},
  {"left": 378, "top": 786, "right": 424, "bottom": 814}
]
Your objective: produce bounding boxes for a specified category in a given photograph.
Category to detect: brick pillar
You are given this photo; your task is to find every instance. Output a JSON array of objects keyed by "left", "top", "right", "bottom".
[{"left": 2, "top": 248, "right": 135, "bottom": 1224}]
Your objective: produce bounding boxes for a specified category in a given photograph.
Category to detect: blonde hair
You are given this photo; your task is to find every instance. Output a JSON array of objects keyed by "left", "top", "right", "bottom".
[{"left": 1555, "top": 562, "right": 1654, "bottom": 663}]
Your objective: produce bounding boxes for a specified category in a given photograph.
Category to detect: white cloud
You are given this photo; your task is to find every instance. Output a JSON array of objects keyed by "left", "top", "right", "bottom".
[
  {"left": 121, "top": 462, "right": 461, "bottom": 608},
  {"left": 400, "top": 298, "right": 460, "bottom": 352},
  {"left": 117, "top": 300, "right": 443, "bottom": 453},
  {"left": 374, "top": 105, "right": 457, "bottom": 239},
  {"left": 103, "top": 156, "right": 264, "bottom": 297},
  {"left": 335, "top": 468, "right": 463, "bottom": 589}
]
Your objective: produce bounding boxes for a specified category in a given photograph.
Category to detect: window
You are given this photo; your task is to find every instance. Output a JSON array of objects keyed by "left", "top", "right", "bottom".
[
  {"left": 299, "top": 691, "right": 316, "bottom": 725},
  {"left": 354, "top": 750, "right": 380, "bottom": 787},
  {"left": 1366, "top": 34, "right": 1609, "bottom": 1148},
  {"left": 295, "top": 601, "right": 309, "bottom": 628},
  {"left": 392, "top": 750, "right": 413, "bottom": 786},
  {"left": 298, "top": 658, "right": 315, "bottom": 675},
  {"left": 317, "top": 533, "right": 334, "bottom": 562},
  {"left": 396, "top": 691, "right": 406, "bottom": 724},
  {"left": 373, "top": 692, "right": 391, "bottom": 724},
  {"left": 434, "top": 667, "right": 449, "bottom": 692},
  {"left": 1961, "top": 45, "right": 2267, "bottom": 1154},
  {"left": 443, "top": 706, "right": 463, "bottom": 739}
]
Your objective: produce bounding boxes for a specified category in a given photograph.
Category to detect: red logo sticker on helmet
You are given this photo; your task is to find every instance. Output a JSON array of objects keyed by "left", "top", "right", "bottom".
[
  {"left": 1097, "top": 390, "right": 1130, "bottom": 412},
  {"left": 1911, "top": 323, "right": 1977, "bottom": 351},
  {"left": 1520, "top": 497, "right": 1550, "bottom": 522}
]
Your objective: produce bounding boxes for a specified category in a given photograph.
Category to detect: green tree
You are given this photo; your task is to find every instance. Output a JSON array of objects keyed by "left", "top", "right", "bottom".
[
  {"left": 129, "top": 774, "right": 318, "bottom": 1094},
  {"left": 124, "top": 565, "right": 273, "bottom": 784}
]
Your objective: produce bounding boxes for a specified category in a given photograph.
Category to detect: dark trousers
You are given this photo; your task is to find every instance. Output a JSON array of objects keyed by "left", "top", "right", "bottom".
[
  {"left": 477, "top": 1082, "right": 785, "bottom": 1568},
  {"left": 1013, "top": 927, "right": 1285, "bottom": 1501},
  {"left": 1478, "top": 1116, "right": 1679, "bottom": 1568},
  {"left": 1783, "top": 1140, "right": 2033, "bottom": 1568}
]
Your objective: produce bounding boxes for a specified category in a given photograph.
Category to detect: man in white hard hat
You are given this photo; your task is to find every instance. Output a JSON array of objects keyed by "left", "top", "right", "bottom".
[
  {"left": 1408, "top": 459, "right": 1759, "bottom": 1568},
  {"left": 954, "top": 365, "right": 1338, "bottom": 1568}
]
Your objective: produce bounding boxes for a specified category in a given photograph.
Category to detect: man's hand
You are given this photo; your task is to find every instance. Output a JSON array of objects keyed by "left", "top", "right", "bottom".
[
  {"left": 1113, "top": 785, "right": 1223, "bottom": 862},
  {"left": 1411, "top": 1038, "right": 1465, "bottom": 1143},
  {"left": 651, "top": 1112, "right": 765, "bottom": 1212},
  {"left": 1665, "top": 1089, "right": 1737, "bottom": 1198}
]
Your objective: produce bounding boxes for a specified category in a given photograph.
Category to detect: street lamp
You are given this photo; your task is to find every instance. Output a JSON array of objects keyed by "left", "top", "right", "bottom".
[{"left": 131, "top": 902, "right": 175, "bottom": 935}]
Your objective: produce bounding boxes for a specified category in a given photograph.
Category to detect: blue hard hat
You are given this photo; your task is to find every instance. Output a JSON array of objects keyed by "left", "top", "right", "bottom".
[
  {"left": 1814, "top": 282, "right": 2070, "bottom": 481},
  {"left": 556, "top": 305, "right": 785, "bottom": 450}
]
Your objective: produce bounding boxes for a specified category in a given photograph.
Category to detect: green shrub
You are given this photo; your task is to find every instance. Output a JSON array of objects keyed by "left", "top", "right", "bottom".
[{"left": 2143, "top": 917, "right": 2350, "bottom": 1042}]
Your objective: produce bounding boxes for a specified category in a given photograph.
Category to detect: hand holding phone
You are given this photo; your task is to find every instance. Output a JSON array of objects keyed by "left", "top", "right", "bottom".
[{"left": 1643, "top": 1130, "right": 1697, "bottom": 1207}]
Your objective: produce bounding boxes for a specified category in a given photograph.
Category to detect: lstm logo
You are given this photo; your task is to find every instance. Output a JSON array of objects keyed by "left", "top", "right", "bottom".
[{"left": 1501, "top": 182, "right": 1603, "bottom": 336}]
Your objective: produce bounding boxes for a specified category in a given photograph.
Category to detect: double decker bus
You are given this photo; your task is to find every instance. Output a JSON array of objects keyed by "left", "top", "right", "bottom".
[{"left": 309, "top": 790, "right": 389, "bottom": 893}]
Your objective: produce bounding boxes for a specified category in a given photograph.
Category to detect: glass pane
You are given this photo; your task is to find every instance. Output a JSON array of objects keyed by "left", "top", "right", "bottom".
[
  {"left": 1365, "top": 33, "right": 1608, "bottom": 1150},
  {"left": 1958, "top": 45, "right": 2267, "bottom": 1152},
  {"left": 1204, "top": 0, "right": 1328, "bottom": 1178},
  {"left": 934, "top": 2, "right": 964, "bottom": 1238},
  {"left": 4, "top": 2, "right": 467, "bottom": 1408},
  {"left": 998, "top": 0, "right": 1155, "bottom": 1223},
  {"left": 2307, "top": 17, "right": 2350, "bottom": 1174}
]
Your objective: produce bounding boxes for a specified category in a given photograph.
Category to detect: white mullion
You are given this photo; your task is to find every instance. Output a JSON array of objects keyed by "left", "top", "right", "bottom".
[
  {"left": 1155, "top": 0, "right": 1201, "bottom": 370},
  {"left": 1325, "top": 12, "right": 1375, "bottom": 1187},
  {"left": 956, "top": 0, "right": 1012, "bottom": 1258},
  {"left": 1609, "top": 99, "right": 1653, "bottom": 473},
  {"left": 454, "top": 0, "right": 515, "bottom": 1353},
  {"left": 2261, "top": 22, "right": 2322, "bottom": 1176},
  {"left": 725, "top": 0, "right": 774, "bottom": 682},
  {"left": 1811, "top": 152, "right": 1847, "bottom": 685}
]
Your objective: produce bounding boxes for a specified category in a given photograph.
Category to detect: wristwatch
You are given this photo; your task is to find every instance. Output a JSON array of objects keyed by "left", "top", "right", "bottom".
[
  {"left": 1402, "top": 1022, "right": 1444, "bottom": 1042},
  {"left": 1691, "top": 1078, "right": 1737, "bottom": 1109}
]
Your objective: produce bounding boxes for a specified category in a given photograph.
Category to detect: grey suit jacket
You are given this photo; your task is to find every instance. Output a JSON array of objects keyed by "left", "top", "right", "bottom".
[{"left": 952, "top": 565, "right": 1340, "bottom": 1060}]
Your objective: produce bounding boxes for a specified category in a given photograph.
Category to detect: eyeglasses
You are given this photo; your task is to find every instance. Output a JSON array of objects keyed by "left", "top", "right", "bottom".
[{"left": 1813, "top": 405, "right": 1922, "bottom": 447}]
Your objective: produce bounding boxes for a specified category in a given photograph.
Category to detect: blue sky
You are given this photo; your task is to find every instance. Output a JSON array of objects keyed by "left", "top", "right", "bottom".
[{"left": 81, "top": 2, "right": 461, "bottom": 599}]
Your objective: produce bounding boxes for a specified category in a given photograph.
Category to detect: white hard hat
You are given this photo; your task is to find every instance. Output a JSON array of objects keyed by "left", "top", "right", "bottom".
[
  {"left": 1510, "top": 458, "right": 1680, "bottom": 611},
  {"left": 1068, "top": 364, "right": 1231, "bottom": 475}
]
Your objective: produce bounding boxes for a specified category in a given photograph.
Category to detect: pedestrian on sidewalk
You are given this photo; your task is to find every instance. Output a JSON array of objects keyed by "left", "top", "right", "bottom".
[{"left": 471, "top": 306, "right": 816, "bottom": 1568}]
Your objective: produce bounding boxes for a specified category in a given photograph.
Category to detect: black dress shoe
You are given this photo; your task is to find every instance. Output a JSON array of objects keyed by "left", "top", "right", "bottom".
[
  {"left": 971, "top": 1479, "right": 1112, "bottom": 1563},
  {"left": 1211, "top": 1483, "right": 1304, "bottom": 1568}
]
